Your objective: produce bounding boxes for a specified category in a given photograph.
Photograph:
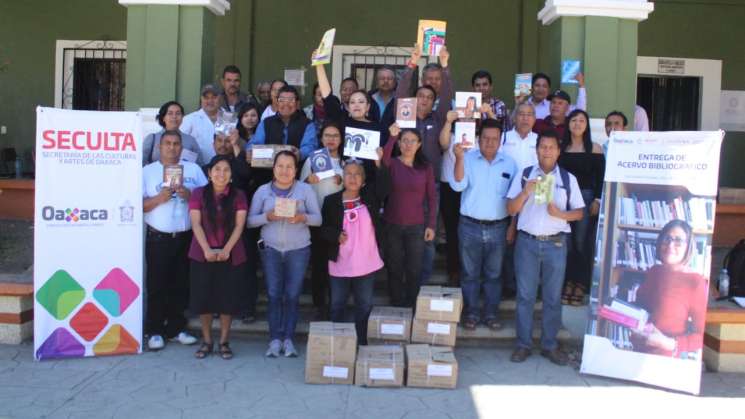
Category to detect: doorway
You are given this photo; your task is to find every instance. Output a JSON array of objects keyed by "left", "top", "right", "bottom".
[{"left": 637, "top": 76, "right": 700, "bottom": 131}]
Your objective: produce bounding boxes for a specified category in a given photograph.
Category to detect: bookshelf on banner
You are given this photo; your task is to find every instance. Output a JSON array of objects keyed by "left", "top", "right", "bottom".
[{"left": 581, "top": 130, "right": 724, "bottom": 395}]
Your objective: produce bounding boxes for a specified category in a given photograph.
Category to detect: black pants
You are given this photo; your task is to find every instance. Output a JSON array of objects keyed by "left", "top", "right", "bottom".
[
  {"left": 439, "top": 181, "right": 461, "bottom": 283},
  {"left": 309, "top": 227, "right": 329, "bottom": 309},
  {"left": 384, "top": 222, "right": 424, "bottom": 307},
  {"left": 145, "top": 230, "right": 191, "bottom": 338}
]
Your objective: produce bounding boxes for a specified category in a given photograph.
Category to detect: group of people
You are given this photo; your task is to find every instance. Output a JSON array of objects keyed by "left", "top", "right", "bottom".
[{"left": 141, "top": 43, "right": 663, "bottom": 365}]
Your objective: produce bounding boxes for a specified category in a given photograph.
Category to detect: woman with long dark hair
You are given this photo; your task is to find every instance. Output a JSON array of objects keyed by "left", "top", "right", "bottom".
[
  {"left": 248, "top": 150, "right": 322, "bottom": 358},
  {"left": 558, "top": 109, "right": 605, "bottom": 305},
  {"left": 234, "top": 102, "right": 260, "bottom": 145},
  {"left": 188, "top": 155, "right": 248, "bottom": 360},
  {"left": 631, "top": 220, "right": 707, "bottom": 358},
  {"left": 380, "top": 123, "right": 436, "bottom": 307}
]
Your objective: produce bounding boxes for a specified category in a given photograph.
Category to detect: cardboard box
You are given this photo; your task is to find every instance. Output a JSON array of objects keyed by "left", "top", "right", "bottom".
[
  {"left": 354, "top": 345, "right": 405, "bottom": 387},
  {"left": 305, "top": 322, "right": 357, "bottom": 385},
  {"left": 367, "top": 306, "right": 413, "bottom": 343},
  {"left": 411, "top": 318, "right": 457, "bottom": 347},
  {"left": 405, "top": 344, "right": 458, "bottom": 389},
  {"left": 415, "top": 286, "right": 463, "bottom": 322}
]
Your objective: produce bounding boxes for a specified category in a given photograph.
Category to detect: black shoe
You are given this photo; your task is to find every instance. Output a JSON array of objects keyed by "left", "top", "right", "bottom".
[
  {"left": 540, "top": 348, "right": 568, "bottom": 366},
  {"left": 510, "top": 347, "right": 532, "bottom": 363}
]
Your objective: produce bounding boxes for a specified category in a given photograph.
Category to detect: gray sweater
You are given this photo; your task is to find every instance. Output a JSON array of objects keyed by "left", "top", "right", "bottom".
[{"left": 247, "top": 181, "right": 322, "bottom": 251}]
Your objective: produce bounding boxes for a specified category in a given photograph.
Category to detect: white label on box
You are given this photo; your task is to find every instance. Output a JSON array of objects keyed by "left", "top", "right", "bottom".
[
  {"left": 252, "top": 148, "right": 275, "bottom": 159},
  {"left": 369, "top": 368, "right": 395, "bottom": 381},
  {"left": 381, "top": 323, "right": 405, "bottom": 335},
  {"left": 427, "top": 322, "right": 451, "bottom": 335},
  {"left": 427, "top": 364, "right": 453, "bottom": 377},
  {"left": 322, "top": 366, "right": 348, "bottom": 379},
  {"left": 430, "top": 299, "right": 454, "bottom": 312}
]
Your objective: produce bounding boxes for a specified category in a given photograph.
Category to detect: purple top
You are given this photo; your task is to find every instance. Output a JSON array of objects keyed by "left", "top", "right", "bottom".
[
  {"left": 382, "top": 135, "right": 437, "bottom": 229},
  {"left": 187, "top": 186, "right": 248, "bottom": 266}
]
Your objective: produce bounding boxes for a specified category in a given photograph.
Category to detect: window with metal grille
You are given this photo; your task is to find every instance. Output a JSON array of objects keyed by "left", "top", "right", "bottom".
[
  {"left": 57, "top": 40, "right": 127, "bottom": 111},
  {"left": 331, "top": 45, "right": 433, "bottom": 94}
]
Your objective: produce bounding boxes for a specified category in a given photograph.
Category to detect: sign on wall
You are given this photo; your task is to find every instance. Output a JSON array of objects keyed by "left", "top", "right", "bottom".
[{"left": 34, "top": 107, "right": 143, "bottom": 360}]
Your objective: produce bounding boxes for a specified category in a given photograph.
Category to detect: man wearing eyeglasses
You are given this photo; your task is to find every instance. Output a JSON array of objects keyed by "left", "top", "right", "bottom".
[{"left": 248, "top": 85, "right": 317, "bottom": 161}]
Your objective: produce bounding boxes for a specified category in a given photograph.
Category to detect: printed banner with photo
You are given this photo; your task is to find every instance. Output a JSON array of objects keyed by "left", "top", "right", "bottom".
[
  {"left": 581, "top": 130, "right": 724, "bottom": 394},
  {"left": 34, "top": 107, "right": 143, "bottom": 360}
]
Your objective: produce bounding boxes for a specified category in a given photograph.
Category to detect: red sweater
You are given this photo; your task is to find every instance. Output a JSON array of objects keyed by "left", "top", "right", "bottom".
[{"left": 633, "top": 264, "right": 708, "bottom": 356}]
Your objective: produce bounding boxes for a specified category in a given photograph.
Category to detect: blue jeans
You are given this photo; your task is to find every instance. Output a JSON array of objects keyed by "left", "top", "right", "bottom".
[
  {"left": 458, "top": 217, "right": 507, "bottom": 321},
  {"left": 566, "top": 189, "right": 597, "bottom": 289},
  {"left": 329, "top": 272, "right": 376, "bottom": 345},
  {"left": 261, "top": 245, "right": 311, "bottom": 341},
  {"left": 514, "top": 231, "right": 567, "bottom": 350}
]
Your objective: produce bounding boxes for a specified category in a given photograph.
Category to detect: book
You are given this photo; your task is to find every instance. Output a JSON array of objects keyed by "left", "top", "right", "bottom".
[
  {"left": 561, "top": 60, "right": 581, "bottom": 85},
  {"left": 514, "top": 73, "right": 532, "bottom": 98},
  {"left": 453, "top": 121, "right": 476, "bottom": 149},
  {"left": 250, "top": 144, "right": 295, "bottom": 168},
  {"left": 617, "top": 195, "right": 714, "bottom": 231},
  {"left": 343, "top": 127, "right": 381, "bottom": 161},
  {"left": 454, "top": 92, "right": 481, "bottom": 119},
  {"left": 274, "top": 197, "right": 297, "bottom": 218},
  {"left": 533, "top": 173, "right": 555, "bottom": 205},
  {"left": 311, "top": 28, "right": 336, "bottom": 66},
  {"left": 417, "top": 20, "right": 447, "bottom": 56},
  {"left": 396, "top": 98, "right": 417, "bottom": 128},
  {"left": 215, "top": 110, "right": 237, "bottom": 136},
  {"left": 598, "top": 299, "right": 649, "bottom": 331},
  {"left": 163, "top": 164, "right": 183, "bottom": 188},
  {"left": 309, "top": 148, "right": 335, "bottom": 180}
]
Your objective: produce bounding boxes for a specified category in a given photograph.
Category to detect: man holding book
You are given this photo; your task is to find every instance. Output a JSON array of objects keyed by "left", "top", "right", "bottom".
[
  {"left": 142, "top": 130, "right": 208, "bottom": 351},
  {"left": 506, "top": 130, "right": 585, "bottom": 365},
  {"left": 450, "top": 119, "right": 517, "bottom": 331}
]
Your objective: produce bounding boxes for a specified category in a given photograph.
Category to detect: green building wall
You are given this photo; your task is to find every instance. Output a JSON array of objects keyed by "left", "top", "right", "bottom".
[{"left": 1, "top": 0, "right": 744, "bottom": 187}]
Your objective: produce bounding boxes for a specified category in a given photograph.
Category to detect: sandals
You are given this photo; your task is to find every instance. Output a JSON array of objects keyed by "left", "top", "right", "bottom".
[
  {"left": 195, "top": 341, "right": 213, "bottom": 359},
  {"left": 486, "top": 318, "right": 503, "bottom": 331},
  {"left": 561, "top": 281, "right": 576, "bottom": 305},
  {"left": 219, "top": 342, "right": 234, "bottom": 360},
  {"left": 569, "top": 284, "right": 587, "bottom": 306},
  {"left": 463, "top": 318, "right": 478, "bottom": 331}
]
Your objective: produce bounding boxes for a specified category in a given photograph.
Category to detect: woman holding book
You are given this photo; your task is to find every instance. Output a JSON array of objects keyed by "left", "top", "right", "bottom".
[
  {"left": 320, "top": 159, "right": 389, "bottom": 343},
  {"left": 558, "top": 109, "right": 605, "bottom": 305},
  {"left": 188, "top": 155, "right": 248, "bottom": 360},
  {"left": 381, "top": 123, "right": 436, "bottom": 307},
  {"left": 631, "top": 220, "right": 708, "bottom": 358},
  {"left": 248, "top": 151, "right": 322, "bottom": 358},
  {"left": 300, "top": 120, "right": 345, "bottom": 319}
]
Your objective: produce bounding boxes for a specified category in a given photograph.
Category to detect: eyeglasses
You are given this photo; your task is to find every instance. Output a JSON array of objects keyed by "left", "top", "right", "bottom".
[
  {"left": 278, "top": 97, "right": 296, "bottom": 103},
  {"left": 400, "top": 138, "right": 419, "bottom": 145},
  {"left": 323, "top": 133, "right": 341, "bottom": 139},
  {"left": 661, "top": 235, "right": 687, "bottom": 246}
]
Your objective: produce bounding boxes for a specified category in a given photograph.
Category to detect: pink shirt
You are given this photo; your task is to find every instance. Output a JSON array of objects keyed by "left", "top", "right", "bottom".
[{"left": 328, "top": 203, "right": 384, "bottom": 278}]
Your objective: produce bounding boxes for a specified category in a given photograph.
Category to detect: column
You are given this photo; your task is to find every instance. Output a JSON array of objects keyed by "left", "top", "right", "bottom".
[
  {"left": 119, "top": 0, "right": 230, "bottom": 112},
  {"left": 538, "top": 0, "right": 654, "bottom": 121}
]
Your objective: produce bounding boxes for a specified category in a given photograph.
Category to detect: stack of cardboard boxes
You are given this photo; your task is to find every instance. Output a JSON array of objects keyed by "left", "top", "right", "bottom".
[{"left": 411, "top": 286, "right": 463, "bottom": 347}]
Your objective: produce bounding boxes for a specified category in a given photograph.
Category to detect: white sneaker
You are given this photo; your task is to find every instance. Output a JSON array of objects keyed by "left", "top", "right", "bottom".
[
  {"left": 265, "top": 339, "right": 281, "bottom": 358},
  {"left": 170, "top": 332, "right": 198, "bottom": 345},
  {"left": 148, "top": 335, "right": 165, "bottom": 350},
  {"left": 283, "top": 339, "right": 298, "bottom": 358}
]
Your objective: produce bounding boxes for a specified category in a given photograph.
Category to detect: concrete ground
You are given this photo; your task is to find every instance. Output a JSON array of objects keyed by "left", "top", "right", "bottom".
[{"left": 0, "top": 335, "right": 743, "bottom": 419}]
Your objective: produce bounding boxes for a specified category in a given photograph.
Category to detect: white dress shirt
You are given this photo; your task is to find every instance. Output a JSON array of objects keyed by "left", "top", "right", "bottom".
[
  {"left": 507, "top": 164, "right": 585, "bottom": 236},
  {"left": 180, "top": 109, "right": 216, "bottom": 163},
  {"left": 143, "top": 161, "right": 208, "bottom": 233},
  {"left": 501, "top": 129, "right": 538, "bottom": 171}
]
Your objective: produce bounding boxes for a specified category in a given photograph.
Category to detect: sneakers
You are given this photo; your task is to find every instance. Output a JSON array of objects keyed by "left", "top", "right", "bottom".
[
  {"left": 540, "top": 348, "right": 569, "bottom": 366},
  {"left": 265, "top": 339, "right": 282, "bottom": 358},
  {"left": 147, "top": 335, "right": 165, "bottom": 351},
  {"left": 283, "top": 339, "right": 298, "bottom": 358},
  {"left": 170, "top": 332, "right": 198, "bottom": 345}
]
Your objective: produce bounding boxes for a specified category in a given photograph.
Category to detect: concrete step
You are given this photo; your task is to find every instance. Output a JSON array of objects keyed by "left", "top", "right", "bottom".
[{"left": 187, "top": 316, "right": 574, "bottom": 345}]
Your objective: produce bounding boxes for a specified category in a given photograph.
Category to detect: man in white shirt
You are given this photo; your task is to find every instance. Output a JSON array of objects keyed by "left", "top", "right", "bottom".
[
  {"left": 181, "top": 84, "right": 220, "bottom": 163},
  {"left": 142, "top": 130, "right": 208, "bottom": 350},
  {"left": 525, "top": 73, "right": 587, "bottom": 120},
  {"left": 507, "top": 129, "right": 584, "bottom": 366},
  {"left": 502, "top": 102, "right": 539, "bottom": 171}
]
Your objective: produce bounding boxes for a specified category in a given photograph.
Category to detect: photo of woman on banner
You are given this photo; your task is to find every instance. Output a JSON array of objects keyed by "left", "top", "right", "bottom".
[{"left": 630, "top": 219, "right": 708, "bottom": 358}]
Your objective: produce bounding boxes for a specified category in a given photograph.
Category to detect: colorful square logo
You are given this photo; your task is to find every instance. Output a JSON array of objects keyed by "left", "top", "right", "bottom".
[{"left": 36, "top": 269, "right": 85, "bottom": 320}]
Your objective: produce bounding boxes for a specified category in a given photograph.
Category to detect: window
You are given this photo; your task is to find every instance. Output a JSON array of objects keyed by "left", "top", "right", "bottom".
[{"left": 55, "top": 40, "right": 127, "bottom": 110}]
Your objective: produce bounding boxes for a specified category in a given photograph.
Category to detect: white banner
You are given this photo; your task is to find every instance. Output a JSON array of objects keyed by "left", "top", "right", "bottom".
[
  {"left": 581, "top": 130, "right": 724, "bottom": 394},
  {"left": 34, "top": 107, "right": 143, "bottom": 360}
]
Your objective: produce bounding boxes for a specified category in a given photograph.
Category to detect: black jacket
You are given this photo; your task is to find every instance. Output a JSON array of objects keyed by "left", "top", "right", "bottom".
[{"left": 319, "top": 166, "right": 390, "bottom": 262}]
